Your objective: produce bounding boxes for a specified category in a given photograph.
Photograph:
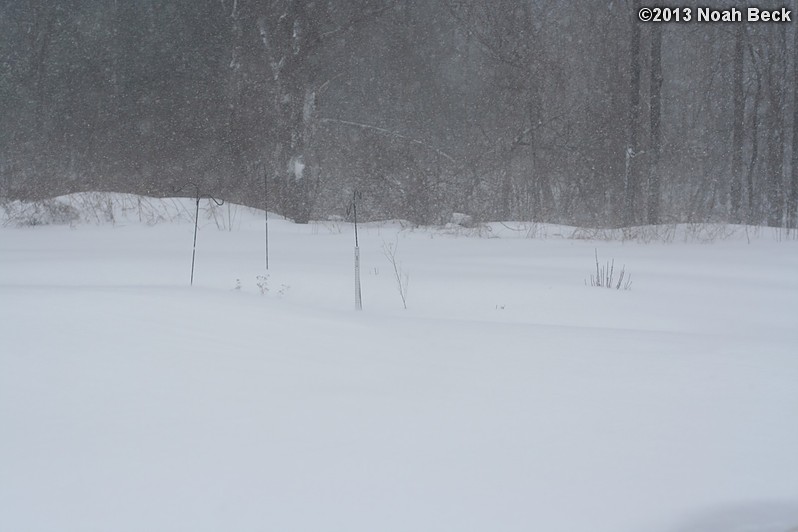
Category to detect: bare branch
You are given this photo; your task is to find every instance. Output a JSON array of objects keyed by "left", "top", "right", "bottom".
[{"left": 318, "top": 117, "right": 457, "bottom": 164}]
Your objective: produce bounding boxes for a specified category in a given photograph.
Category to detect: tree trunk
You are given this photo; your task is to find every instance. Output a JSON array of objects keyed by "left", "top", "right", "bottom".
[
  {"left": 647, "top": 23, "right": 663, "bottom": 225},
  {"left": 789, "top": 0, "right": 798, "bottom": 229},
  {"left": 258, "top": 1, "right": 314, "bottom": 223},
  {"left": 746, "top": 74, "right": 762, "bottom": 224},
  {"left": 280, "top": 78, "right": 314, "bottom": 224},
  {"left": 765, "top": 26, "right": 786, "bottom": 227},
  {"left": 730, "top": 24, "right": 745, "bottom": 223},
  {"left": 623, "top": 0, "right": 642, "bottom": 226}
]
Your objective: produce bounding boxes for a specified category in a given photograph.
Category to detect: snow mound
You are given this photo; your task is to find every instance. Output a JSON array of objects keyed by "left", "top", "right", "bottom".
[
  {"left": 3, "top": 192, "right": 796, "bottom": 243},
  {"left": 1, "top": 192, "right": 264, "bottom": 229}
]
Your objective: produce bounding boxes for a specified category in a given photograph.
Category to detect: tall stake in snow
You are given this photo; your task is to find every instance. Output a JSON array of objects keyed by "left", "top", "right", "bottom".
[
  {"left": 190, "top": 193, "right": 200, "bottom": 286},
  {"left": 352, "top": 190, "right": 362, "bottom": 311},
  {"left": 178, "top": 182, "right": 223, "bottom": 287},
  {"left": 264, "top": 170, "right": 270, "bottom": 270}
]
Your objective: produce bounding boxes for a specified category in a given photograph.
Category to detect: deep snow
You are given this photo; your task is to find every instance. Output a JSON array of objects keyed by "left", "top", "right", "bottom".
[{"left": 1, "top": 194, "right": 797, "bottom": 532}]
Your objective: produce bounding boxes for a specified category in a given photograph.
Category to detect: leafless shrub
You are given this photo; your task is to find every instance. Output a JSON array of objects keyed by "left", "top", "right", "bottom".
[
  {"left": 382, "top": 237, "right": 410, "bottom": 309},
  {"left": 587, "top": 249, "right": 632, "bottom": 290},
  {"left": 1, "top": 199, "right": 80, "bottom": 227}
]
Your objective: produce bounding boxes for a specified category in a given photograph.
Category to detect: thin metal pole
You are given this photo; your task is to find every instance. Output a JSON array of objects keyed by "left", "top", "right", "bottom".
[
  {"left": 353, "top": 191, "right": 359, "bottom": 247},
  {"left": 190, "top": 194, "right": 200, "bottom": 286},
  {"left": 353, "top": 191, "right": 362, "bottom": 310},
  {"left": 264, "top": 170, "right": 270, "bottom": 270},
  {"left": 354, "top": 246, "right": 362, "bottom": 310},
  {"left": 178, "top": 182, "right": 223, "bottom": 287}
]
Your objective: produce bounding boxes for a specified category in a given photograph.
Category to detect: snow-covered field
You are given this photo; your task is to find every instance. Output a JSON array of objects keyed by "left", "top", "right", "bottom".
[{"left": 2, "top": 194, "right": 797, "bottom": 532}]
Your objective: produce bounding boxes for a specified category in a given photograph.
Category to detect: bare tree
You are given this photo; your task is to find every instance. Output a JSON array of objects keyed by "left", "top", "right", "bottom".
[
  {"left": 647, "top": 23, "right": 663, "bottom": 225},
  {"left": 256, "top": 0, "right": 393, "bottom": 223},
  {"left": 764, "top": 25, "right": 787, "bottom": 227},
  {"left": 623, "top": 0, "right": 643, "bottom": 227},
  {"left": 790, "top": 0, "right": 798, "bottom": 229},
  {"left": 730, "top": 24, "right": 746, "bottom": 223}
]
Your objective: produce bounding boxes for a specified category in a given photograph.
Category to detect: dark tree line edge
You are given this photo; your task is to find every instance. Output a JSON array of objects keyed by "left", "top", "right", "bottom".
[{"left": 1, "top": 0, "right": 797, "bottom": 229}]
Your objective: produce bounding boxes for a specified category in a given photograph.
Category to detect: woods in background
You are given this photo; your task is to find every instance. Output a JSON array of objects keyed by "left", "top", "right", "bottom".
[{"left": 2, "top": 0, "right": 797, "bottom": 228}]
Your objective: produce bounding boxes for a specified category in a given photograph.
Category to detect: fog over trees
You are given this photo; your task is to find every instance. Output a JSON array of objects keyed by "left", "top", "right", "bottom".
[{"left": 2, "top": 0, "right": 797, "bottom": 227}]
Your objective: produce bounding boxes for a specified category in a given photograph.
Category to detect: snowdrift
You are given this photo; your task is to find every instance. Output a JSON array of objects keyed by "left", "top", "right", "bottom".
[{"left": 1, "top": 192, "right": 797, "bottom": 532}]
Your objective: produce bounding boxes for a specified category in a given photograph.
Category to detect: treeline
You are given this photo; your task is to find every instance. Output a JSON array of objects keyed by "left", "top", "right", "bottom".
[{"left": 1, "top": 0, "right": 797, "bottom": 227}]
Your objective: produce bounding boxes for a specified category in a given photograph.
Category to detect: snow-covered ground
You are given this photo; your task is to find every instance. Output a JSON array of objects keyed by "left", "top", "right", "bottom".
[{"left": 1, "top": 194, "right": 797, "bottom": 532}]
